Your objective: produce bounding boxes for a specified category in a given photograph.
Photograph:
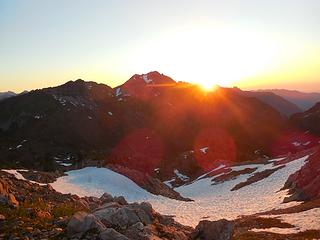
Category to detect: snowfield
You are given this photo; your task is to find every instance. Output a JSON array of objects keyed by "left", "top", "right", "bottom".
[
  {"left": 51, "top": 167, "right": 162, "bottom": 202},
  {"left": 49, "top": 155, "right": 312, "bottom": 227}
]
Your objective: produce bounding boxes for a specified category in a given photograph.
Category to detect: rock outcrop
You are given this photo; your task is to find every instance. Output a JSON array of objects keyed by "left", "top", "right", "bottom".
[
  {"left": 283, "top": 149, "right": 320, "bottom": 202},
  {"left": 66, "top": 193, "right": 193, "bottom": 239},
  {"left": 106, "top": 164, "right": 193, "bottom": 201},
  {"left": 0, "top": 178, "right": 19, "bottom": 207}
]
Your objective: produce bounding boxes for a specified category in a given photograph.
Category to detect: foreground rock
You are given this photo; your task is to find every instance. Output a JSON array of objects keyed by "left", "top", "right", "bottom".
[
  {"left": 0, "top": 170, "right": 195, "bottom": 239},
  {"left": 66, "top": 192, "right": 193, "bottom": 239}
]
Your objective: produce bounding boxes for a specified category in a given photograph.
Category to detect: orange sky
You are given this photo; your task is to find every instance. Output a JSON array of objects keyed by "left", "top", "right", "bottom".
[{"left": 1, "top": 1, "right": 320, "bottom": 92}]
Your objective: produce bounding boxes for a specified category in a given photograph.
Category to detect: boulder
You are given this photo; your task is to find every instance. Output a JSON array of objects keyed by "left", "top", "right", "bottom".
[
  {"left": 125, "top": 222, "right": 149, "bottom": 240},
  {"left": 192, "top": 219, "right": 234, "bottom": 240},
  {"left": 136, "top": 208, "right": 152, "bottom": 225},
  {"left": 99, "top": 228, "right": 130, "bottom": 240},
  {"left": 129, "top": 202, "right": 154, "bottom": 225},
  {"left": 112, "top": 206, "right": 141, "bottom": 229},
  {"left": 114, "top": 196, "right": 128, "bottom": 205},
  {"left": 100, "top": 192, "right": 114, "bottom": 204},
  {"left": 67, "top": 211, "right": 106, "bottom": 237},
  {"left": 93, "top": 207, "right": 118, "bottom": 227}
]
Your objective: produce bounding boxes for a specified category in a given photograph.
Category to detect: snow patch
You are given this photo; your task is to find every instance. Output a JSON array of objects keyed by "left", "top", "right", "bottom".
[
  {"left": 142, "top": 74, "right": 153, "bottom": 84},
  {"left": 115, "top": 88, "right": 122, "bottom": 97},
  {"left": 174, "top": 169, "right": 189, "bottom": 182},
  {"left": 1, "top": 169, "right": 46, "bottom": 186},
  {"left": 200, "top": 147, "right": 209, "bottom": 154}
]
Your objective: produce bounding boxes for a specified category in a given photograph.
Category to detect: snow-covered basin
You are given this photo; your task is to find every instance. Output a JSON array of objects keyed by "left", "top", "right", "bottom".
[{"left": 51, "top": 156, "right": 309, "bottom": 227}]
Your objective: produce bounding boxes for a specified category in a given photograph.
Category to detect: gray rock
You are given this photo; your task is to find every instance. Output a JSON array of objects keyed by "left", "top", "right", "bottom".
[
  {"left": 101, "top": 201, "right": 122, "bottom": 209},
  {"left": 159, "top": 215, "right": 174, "bottom": 226},
  {"left": 125, "top": 222, "right": 149, "bottom": 240},
  {"left": 139, "top": 202, "right": 153, "bottom": 215},
  {"left": 93, "top": 207, "right": 118, "bottom": 227},
  {"left": 192, "top": 219, "right": 234, "bottom": 240},
  {"left": 67, "top": 211, "right": 106, "bottom": 237},
  {"left": 136, "top": 208, "right": 152, "bottom": 225},
  {"left": 114, "top": 196, "right": 128, "bottom": 205},
  {"left": 99, "top": 228, "right": 129, "bottom": 240},
  {"left": 112, "top": 207, "right": 140, "bottom": 229},
  {"left": 100, "top": 193, "right": 114, "bottom": 204}
]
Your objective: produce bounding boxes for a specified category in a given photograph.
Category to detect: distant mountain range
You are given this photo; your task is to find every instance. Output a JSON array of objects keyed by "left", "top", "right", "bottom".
[
  {"left": 0, "top": 91, "right": 28, "bottom": 101},
  {"left": 257, "top": 89, "right": 320, "bottom": 110},
  {"left": 233, "top": 88, "right": 302, "bottom": 117},
  {"left": 0, "top": 91, "right": 17, "bottom": 101}
]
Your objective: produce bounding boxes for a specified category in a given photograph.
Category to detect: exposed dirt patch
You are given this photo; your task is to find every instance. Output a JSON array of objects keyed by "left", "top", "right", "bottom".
[
  {"left": 258, "top": 198, "right": 320, "bottom": 216},
  {"left": 211, "top": 168, "right": 257, "bottom": 184},
  {"left": 231, "top": 165, "right": 285, "bottom": 191}
]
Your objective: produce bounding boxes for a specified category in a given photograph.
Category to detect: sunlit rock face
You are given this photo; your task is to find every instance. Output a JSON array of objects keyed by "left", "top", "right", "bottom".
[{"left": 283, "top": 148, "right": 320, "bottom": 202}]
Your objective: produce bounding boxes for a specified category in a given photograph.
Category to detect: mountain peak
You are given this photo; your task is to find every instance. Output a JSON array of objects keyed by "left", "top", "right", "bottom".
[
  {"left": 128, "top": 71, "right": 175, "bottom": 85},
  {"left": 113, "top": 71, "right": 176, "bottom": 100}
]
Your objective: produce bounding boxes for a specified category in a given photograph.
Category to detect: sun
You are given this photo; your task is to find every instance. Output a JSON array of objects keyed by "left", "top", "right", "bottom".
[
  {"left": 198, "top": 82, "right": 218, "bottom": 92},
  {"left": 130, "top": 24, "right": 280, "bottom": 88}
]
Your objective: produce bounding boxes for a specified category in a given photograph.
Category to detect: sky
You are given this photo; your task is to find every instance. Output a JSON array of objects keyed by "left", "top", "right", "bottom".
[{"left": 1, "top": 0, "right": 320, "bottom": 92}]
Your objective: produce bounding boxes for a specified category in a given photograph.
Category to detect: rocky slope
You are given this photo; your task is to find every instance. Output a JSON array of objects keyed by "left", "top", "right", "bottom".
[{"left": 283, "top": 147, "right": 320, "bottom": 202}]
